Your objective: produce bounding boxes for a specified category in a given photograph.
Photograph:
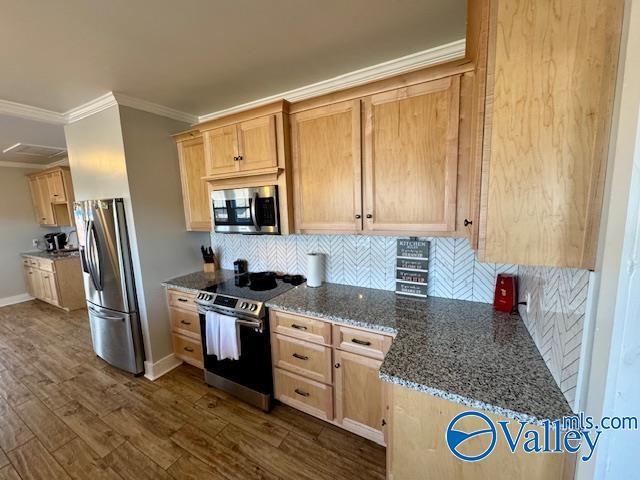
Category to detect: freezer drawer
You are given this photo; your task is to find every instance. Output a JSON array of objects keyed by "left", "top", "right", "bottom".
[{"left": 87, "top": 303, "right": 144, "bottom": 374}]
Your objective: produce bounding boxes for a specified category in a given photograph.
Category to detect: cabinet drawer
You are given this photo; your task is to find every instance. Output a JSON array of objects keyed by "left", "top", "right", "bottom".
[
  {"left": 271, "top": 310, "right": 331, "bottom": 345},
  {"left": 333, "top": 325, "right": 392, "bottom": 360},
  {"left": 167, "top": 289, "right": 198, "bottom": 313},
  {"left": 169, "top": 307, "right": 200, "bottom": 338},
  {"left": 37, "top": 258, "right": 54, "bottom": 272},
  {"left": 273, "top": 333, "right": 332, "bottom": 384},
  {"left": 274, "top": 368, "right": 333, "bottom": 421},
  {"left": 25, "top": 256, "right": 39, "bottom": 267},
  {"left": 172, "top": 333, "right": 203, "bottom": 369}
]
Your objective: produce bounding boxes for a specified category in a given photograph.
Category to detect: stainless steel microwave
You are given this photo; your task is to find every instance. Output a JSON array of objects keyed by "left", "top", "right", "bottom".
[{"left": 211, "top": 186, "right": 280, "bottom": 234}]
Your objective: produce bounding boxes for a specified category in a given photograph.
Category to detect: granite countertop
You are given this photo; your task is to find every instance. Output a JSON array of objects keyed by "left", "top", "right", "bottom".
[
  {"left": 161, "top": 269, "right": 236, "bottom": 293},
  {"left": 266, "top": 282, "right": 573, "bottom": 424},
  {"left": 21, "top": 250, "right": 80, "bottom": 260}
]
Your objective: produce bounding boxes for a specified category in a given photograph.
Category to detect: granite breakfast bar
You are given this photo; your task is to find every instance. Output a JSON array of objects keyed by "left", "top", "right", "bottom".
[{"left": 265, "top": 282, "right": 573, "bottom": 424}]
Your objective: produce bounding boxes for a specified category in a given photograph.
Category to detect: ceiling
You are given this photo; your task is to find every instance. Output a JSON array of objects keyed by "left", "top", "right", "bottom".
[
  {"left": 0, "top": 114, "right": 66, "bottom": 165},
  {"left": 0, "top": 0, "right": 466, "bottom": 117}
]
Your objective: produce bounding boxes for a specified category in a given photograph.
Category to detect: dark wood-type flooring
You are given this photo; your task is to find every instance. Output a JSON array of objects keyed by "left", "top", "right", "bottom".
[{"left": 0, "top": 300, "right": 385, "bottom": 480}]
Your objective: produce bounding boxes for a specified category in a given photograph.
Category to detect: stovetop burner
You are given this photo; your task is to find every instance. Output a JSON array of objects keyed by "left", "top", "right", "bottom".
[{"left": 202, "top": 272, "right": 303, "bottom": 301}]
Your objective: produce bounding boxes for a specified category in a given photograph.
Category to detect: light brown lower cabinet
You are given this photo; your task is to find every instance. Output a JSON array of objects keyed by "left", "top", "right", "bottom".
[
  {"left": 22, "top": 255, "right": 84, "bottom": 311},
  {"left": 165, "top": 288, "right": 204, "bottom": 369},
  {"left": 334, "top": 349, "right": 385, "bottom": 444},
  {"left": 270, "top": 309, "right": 391, "bottom": 445},
  {"left": 387, "top": 383, "right": 576, "bottom": 480}
]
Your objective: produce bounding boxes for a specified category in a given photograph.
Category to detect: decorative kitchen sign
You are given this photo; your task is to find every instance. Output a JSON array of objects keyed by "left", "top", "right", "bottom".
[{"left": 395, "top": 238, "right": 429, "bottom": 298}]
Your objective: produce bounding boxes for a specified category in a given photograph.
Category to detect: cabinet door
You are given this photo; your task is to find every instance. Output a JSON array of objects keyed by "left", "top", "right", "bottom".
[
  {"left": 47, "top": 171, "right": 66, "bottom": 202},
  {"left": 36, "top": 176, "right": 56, "bottom": 225},
  {"left": 177, "top": 137, "right": 211, "bottom": 231},
  {"left": 31, "top": 268, "right": 44, "bottom": 300},
  {"left": 291, "top": 100, "right": 362, "bottom": 233},
  {"left": 334, "top": 349, "right": 385, "bottom": 445},
  {"left": 237, "top": 115, "right": 278, "bottom": 172},
  {"left": 27, "top": 177, "right": 42, "bottom": 223},
  {"left": 481, "top": 0, "right": 623, "bottom": 268},
  {"left": 363, "top": 76, "right": 460, "bottom": 233},
  {"left": 40, "top": 271, "right": 59, "bottom": 305},
  {"left": 24, "top": 266, "right": 36, "bottom": 297},
  {"left": 203, "top": 125, "right": 239, "bottom": 176}
]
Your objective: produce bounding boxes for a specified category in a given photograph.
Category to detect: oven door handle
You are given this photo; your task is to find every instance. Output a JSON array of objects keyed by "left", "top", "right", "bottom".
[{"left": 249, "top": 193, "right": 261, "bottom": 232}]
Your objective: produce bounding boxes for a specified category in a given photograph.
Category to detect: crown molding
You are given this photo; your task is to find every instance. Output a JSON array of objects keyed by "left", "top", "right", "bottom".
[
  {"left": 198, "top": 38, "right": 466, "bottom": 123},
  {"left": 0, "top": 99, "right": 65, "bottom": 124},
  {"left": 0, "top": 161, "right": 49, "bottom": 169},
  {"left": 64, "top": 92, "right": 118, "bottom": 124},
  {"left": 113, "top": 93, "right": 198, "bottom": 124}
]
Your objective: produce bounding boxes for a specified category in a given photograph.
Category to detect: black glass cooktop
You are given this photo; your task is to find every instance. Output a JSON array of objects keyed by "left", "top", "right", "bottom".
[{"left": 202, "top": 273, "right": 303, "bottom": 303}]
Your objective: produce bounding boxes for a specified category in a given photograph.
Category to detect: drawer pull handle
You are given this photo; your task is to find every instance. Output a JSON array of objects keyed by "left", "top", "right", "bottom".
[
  {"left": 294, "top": 388, "right": 310, "bottom": 397},
  {"left": 177, "top": 298, "right": 188, "bottom": 303},
  {"left": 291, "top": 324, "right": 307, "bottom": 330},
  {"left": 180, "top": 320, "right": 192, "bottom": 325},
  {"left": 351, "top": 338, "right": 372, "bottom": 346},
  {"left": 292, "top": 353, "right": 308, "bottom": 361},
  {"left": 184, "top": 347, "right": 194, "bottom": 353}
]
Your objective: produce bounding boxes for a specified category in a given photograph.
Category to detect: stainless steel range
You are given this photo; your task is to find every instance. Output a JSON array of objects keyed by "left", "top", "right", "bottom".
[{"left": 195, "top": 272, "right": 304, "bottom": 411}]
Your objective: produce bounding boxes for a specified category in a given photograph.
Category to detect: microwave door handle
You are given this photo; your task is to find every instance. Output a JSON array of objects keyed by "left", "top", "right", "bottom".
[{"left": 250, "top": 193, "right": 261, "bottom": 232}]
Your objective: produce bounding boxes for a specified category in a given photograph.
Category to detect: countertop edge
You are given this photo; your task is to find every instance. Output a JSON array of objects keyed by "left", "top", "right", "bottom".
[
  {"left": 379, "top": 371, "right": 553, "bottom": 426},
  {"left": 264, "top": 302, "right": 399, "bottom": 335},
  {"left": 161, "top": 282, "right": 199, "bottom": 294}
]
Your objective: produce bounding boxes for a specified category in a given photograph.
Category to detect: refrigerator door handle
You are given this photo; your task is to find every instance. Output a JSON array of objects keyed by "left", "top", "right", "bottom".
[{"left": 86, "top": 220, "right": 103, "bottom": 291}]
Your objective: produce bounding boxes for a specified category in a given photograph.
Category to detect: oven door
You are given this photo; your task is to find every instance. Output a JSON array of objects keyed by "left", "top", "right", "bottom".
[
  {"left": 199, "top": 310, "right": 273, "bottom": 411},
  {"left": 211, "top": 186, "right": 279, "bottom": 234}
]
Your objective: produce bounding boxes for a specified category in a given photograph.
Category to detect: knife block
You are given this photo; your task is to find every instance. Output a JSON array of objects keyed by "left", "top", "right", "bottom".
[{"left": 203, "top": 262, "right": 216, "bottom": 273}]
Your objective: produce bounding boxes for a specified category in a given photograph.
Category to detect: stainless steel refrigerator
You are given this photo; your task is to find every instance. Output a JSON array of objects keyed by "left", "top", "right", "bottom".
[{"left": 74, "top": 198, "right": 145, "bottom": 375}]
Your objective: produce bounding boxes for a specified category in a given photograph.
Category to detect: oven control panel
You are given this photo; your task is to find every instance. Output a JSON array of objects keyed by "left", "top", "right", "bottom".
[
  {"left": 213, "top": 295, "right": 237, "bottom": 308},
  {"left": 195, "top": 291, "right": 263, "bottom": 318}
]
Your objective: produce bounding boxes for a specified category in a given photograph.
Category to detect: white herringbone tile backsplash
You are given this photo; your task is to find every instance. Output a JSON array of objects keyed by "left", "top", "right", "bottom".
[{"left": 210, "top": 233, "right": 590, "bottom": 408}]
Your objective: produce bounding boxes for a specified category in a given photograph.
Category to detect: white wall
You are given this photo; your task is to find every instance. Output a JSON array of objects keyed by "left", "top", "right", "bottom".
[
  {"left": 576, "top": 0, "right": 640, "bottom": 477},
  {"left": 119, "top": 106, "right": 209, "bottom": 366},
  {"left": 65, "top": 106, "right": 129, "bottom": 201},
  {"left": 0, "top": 166, "right": 50, "bottom": 302}
]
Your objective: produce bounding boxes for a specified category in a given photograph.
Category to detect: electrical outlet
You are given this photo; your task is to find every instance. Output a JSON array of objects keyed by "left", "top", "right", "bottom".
[{"left": 526, "top": 292, "right": 531, "bottom": 314}]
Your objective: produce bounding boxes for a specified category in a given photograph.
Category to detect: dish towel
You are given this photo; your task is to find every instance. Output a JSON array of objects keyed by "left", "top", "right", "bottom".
[
  {"left": 205, "top": 310, "right": 220, "bottom": 357},
  {"left": 205, "top": 310, "right": 241, "bottom": 360},
  {"left": 218, "top": 313, "right": 241, "bottom": 361}
]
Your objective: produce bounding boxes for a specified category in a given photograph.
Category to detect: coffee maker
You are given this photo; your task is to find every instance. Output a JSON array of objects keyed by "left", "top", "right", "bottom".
[{"left": 44, "top": 233, "right": 68, "bottom": 252}]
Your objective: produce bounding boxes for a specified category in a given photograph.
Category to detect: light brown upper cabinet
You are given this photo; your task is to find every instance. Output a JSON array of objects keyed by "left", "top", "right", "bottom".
[
  {"left": 204, "top": 125, "right": 238, "bottom": 176},
  {"left": 291, "top": 100, "right": 362, "bottom": 233},
  {"left": 203, "top": 115, "right": 278, "bottom": 178},
  {"left": 175, "top": 132, "right": 211, "bottom": 231},
  {"left": 27, "top": 167, "right": 74, "bottom": 227},
  {"left": 478, "top": 0, "right": 624, "bottom": 269},
  {"left": 179, "top": 100, "right": 295, "bottom": 234},
  {"left": 291, "top": 75, "right": 462, "bottom": 236},
  {"left": 363, "top": 76, "right": 460, "bottom": 233}
]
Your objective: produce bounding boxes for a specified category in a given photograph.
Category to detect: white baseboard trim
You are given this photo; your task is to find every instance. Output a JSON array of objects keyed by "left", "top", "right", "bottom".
[
  {"left": 143, "top": 353, "right": 183, "bottom": 381},
  {"left": 0, "top": 293, "right": 34, "bottom": 308}
]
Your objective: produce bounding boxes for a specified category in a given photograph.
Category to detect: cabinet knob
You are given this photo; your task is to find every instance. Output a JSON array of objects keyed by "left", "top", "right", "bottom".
[
  {"left": 464, "top": 219, "right": 473, "bottom": 227},
  {"left": 366, "top": 214, "right": 373, "bottom": 219},
  {"left": 334, "top": 363, "right": 341, "bottom": 369},
  {"left": 237, "top": 155, "right": 243, "bottom": 161},
  {"left": 233, "top": 156, "right": 239, "bottom": 161},
  {"left": 355, "top": 214, "right": 361, "bottom": 219}
]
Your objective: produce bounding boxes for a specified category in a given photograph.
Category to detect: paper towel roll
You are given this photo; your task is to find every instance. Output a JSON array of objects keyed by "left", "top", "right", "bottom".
[{"left": 306, "top": 253, "right": 324, "bottom": 288}]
